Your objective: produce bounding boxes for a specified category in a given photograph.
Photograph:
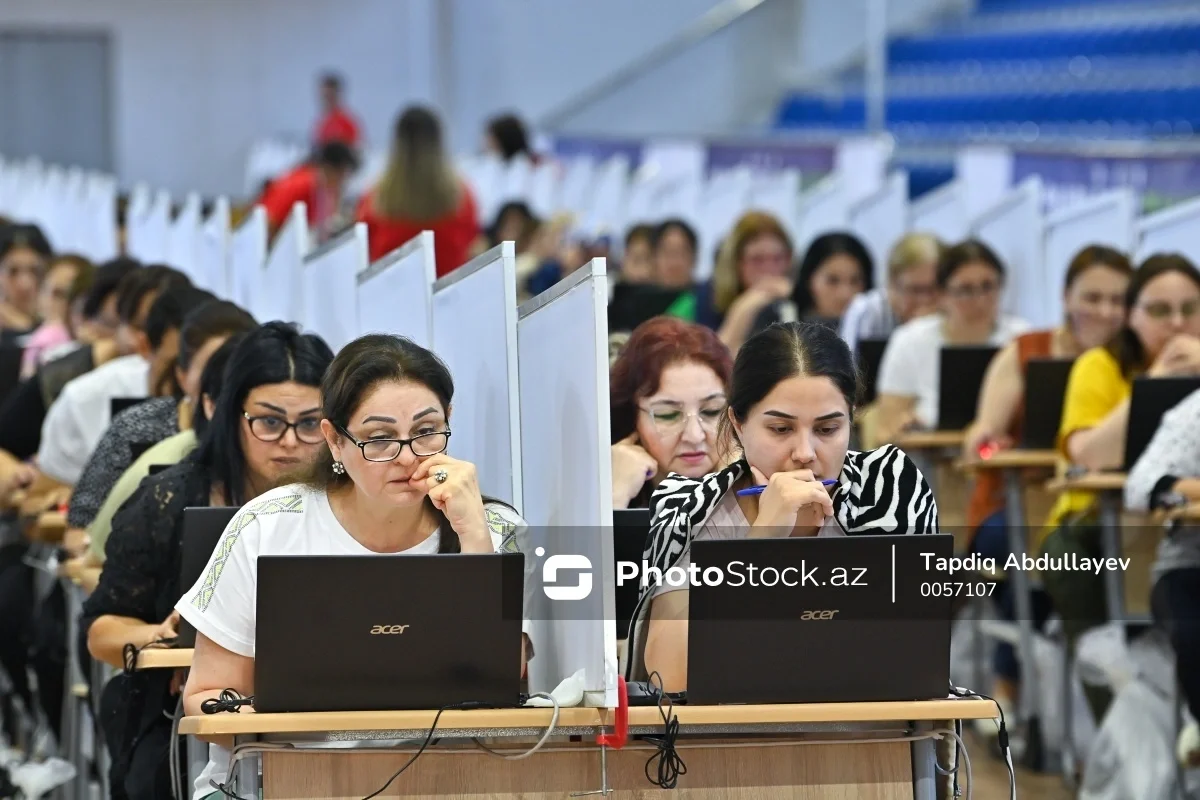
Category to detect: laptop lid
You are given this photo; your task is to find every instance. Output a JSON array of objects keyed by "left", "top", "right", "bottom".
[
  {"left": 1021, "top": 358, "right": 1074, "bottom": 450},
  {"left": 937, "top": 346, "right": 998, "bottom": 431},
  {"left": 613, "top": 509, "right": 651, "bottom": 640},
  {"left": 176, "top": 507, "right": 239, "bottom": 648},
  {"left": 1123, "top": 377, "right": 1200, "bottom": 472},
  {"left": 855, "top": 338, "right": 889, "bottom": 406},
  {"left": 686, "top": 533, "right": 955, "bottom": 705},
  {"left": 254, "top": 553, "right": 525, "bottom": 713}
]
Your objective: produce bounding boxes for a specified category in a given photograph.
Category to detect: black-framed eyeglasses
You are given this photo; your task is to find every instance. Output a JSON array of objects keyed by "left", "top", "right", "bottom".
[
  {"left": 243, "top": 413, "right": 325, "bottom": 444},
  {"left": 336, "top": 425, "right": 451, "bottom": 462}
]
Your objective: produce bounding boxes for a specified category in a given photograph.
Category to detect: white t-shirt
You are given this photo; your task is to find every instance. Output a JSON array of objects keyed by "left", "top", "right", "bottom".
[
  {"left": 176, "top": 483, "right": 536, "bottom": 800},
  {"left": 38, "top": 354, "right": 149, "bottom": 485},
  {"left": 875, "top": 313, "right": 1031, "bottom": 429},
  {"left": 653, "top": 492, "right": 844, "bottom": 598}
]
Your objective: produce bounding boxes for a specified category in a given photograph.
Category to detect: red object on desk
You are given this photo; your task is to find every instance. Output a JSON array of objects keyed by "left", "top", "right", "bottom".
[
  {"left": 977, "top": 440, "right": 1001, "bottom": 460},
  {"left": 596, "top": 675, "right": 628, "bottom": 749}
]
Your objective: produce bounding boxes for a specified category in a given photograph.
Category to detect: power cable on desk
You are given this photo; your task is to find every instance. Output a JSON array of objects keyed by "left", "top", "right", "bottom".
[
  {"left": 470, "top": 691, "right": 560, "bottom": 760},
  {"left": 950, "top": 683, "right": 1016, "bottom": 800},
  {"left": 121, "top": 636, "right": 178, "bottom": 675},
  {"left": 641, "top": 671, "right": 686, "bottom": 789}
]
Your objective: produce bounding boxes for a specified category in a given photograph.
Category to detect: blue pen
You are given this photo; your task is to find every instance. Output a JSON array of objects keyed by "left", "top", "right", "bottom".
[{"left": 736, "top": 478, "right": 838, "bottom": 497}]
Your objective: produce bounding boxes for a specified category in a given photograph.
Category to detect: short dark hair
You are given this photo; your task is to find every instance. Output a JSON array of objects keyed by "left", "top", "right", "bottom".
[
  {"left": 1108, "top": 253, "right": 1200, "bottom": 378},
  {"left": 0, "top": 223, "right": 53, "bottom": 262},
  {"left": 937, "top": 240, "right": 1005, "bottom": 288},
  {"left": 81, "top": 257, "right": 140, "bottom": 320},
  {"left": 191, "top": 332, "right": 245, "bottom": 439},
  {"left": 144, "top": 286, "right": 215, "bottom": 352},
  {"left": 486, "top": 114, "right": 532, "bottom": 161},
  {"left": 193, "top": 322, "right": 334, "bottom": 506},
  {"left": 790, "top": 232, "right": 875, "bottom": 317},
  {"left": 315, "top": 140, "right": 360, "bottom": 172},
  {"left": 179, "top": 301, "right": 258, "bottom": 372},
  {"left": 1064, "top": 244, "right": 1133, "bottom": 290},
  {"left": 115, "top": 264, "right": 192, "bottom": 324},
  {"left": 320, "top": 72, "right": 343, "bottom": 92},
  {"left": 653, "top": 219, "right": 698, "bottom": 255},
  {"left": 624, "top": 223, "right": 655, "bottom": 251},
  {"left": 721, "top": 321, "right": 860, "bottom": 455}
]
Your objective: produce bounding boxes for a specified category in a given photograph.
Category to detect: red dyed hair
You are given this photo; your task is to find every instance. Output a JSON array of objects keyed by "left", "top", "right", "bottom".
[{"left": 609, "top": 316, "right": 734, "bottom": 443}]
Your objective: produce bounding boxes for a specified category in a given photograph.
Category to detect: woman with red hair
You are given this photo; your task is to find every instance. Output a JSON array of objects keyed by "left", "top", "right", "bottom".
[{"left": 610, "top": 317, "right": 734, "bottom": 508}]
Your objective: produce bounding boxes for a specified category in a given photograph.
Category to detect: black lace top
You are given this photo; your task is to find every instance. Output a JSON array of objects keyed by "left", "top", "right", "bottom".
[{"left": 80, "top": 456, "right": 210, "bottom": 787}]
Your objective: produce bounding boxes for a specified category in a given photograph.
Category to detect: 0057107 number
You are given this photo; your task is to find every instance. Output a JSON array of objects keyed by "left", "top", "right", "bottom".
[{"left": 920, "top": 582, "right": 996, "bottom": 598}]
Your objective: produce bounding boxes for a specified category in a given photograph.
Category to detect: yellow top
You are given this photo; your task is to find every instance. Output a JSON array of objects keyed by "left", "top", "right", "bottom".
[{"left": 1043, "top": 347, "right": 1131, "bottom": 539}]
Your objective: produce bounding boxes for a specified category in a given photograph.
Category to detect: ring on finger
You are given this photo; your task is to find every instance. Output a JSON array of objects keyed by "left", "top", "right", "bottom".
[{"left": 433, "top": 468, "right": 449, "bottom": 484}]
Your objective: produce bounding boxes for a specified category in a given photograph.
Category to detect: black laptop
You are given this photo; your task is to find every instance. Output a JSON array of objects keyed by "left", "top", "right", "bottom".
[
  {"left": 937, "top": 346, "right": 998, "bottom": 430},
  {"left": 176, "top": 507, "right": 240, "bottom": 648},
  {"left": 686, "top": 533, "right": 955, "bottom": 705},
  {"left": 1020, "top": 358, "right": 1074, "bottom": 449},
  {"left": 1122, "top": 377, "right": 1200, "bottom": 471},
  {"left": 613, "top": 509, "right": 651, "bottom": 639},
  {"left": 855, "top": 338, "right": 889, "bottom": 406},
  {"left": 254, "top": 554, "right": 525, "bottom": 713}
]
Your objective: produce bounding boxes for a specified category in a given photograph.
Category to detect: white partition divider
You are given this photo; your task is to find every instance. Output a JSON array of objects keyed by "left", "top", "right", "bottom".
[
  {"left": 850, "top": 171, "right": 909, "bottom": 288},
  {"left": 1043, "top": 188, "right": 1137, "bottom": 325},
  {"left": 431, "top": 242, "right": 522, "bottom": 508},
  {"left": 167, "top": 193, "right": 202, "bottom": 281},
  {"left": 516, "top": 259, "right": 616, "bottom": 707},
  {"left": 796, "top": 174, "right": 850, "bottom": 254},
  {"left": 971, "top": 176, "right": 1047, "bottom": 325},
  {"left": 196, "top": 198, "right": 231, "bottom": 298},
  {"left": 83, "top": 173, "right": 118, "bottom": 263},
  {"left": 528, "top": 160, "right": 560, "bottom": 220},
  {"left": 258, "top": 203, "right": 309, "bottom": 323},
  {"left": 230, "top": 207, "right": 267, "bottom": 319},
  {"left": 1136, "top": 195, "right": 1200, "bottom": 265},
  {"left": 749, "top": 168, "right": 802, "bottom": 247},
  {"left": 583, "top": 156, "right": 632, "bottom": 239},
  {"left": 356, "top": 231, "right": 436, "bottom": 346},
  {"left": 696, "top": 167, "right": 751, "bottom": 282},
  {"left": 301, "top": 223, "right": 367, "bottom": 353},
  {"left": 835, "top": 135, "right": 891, "bottom": 206},
  {"left": 909, "top": 179, "right": 970, "bottom": 244},
  {"left": 556, "top": 157, "right": 596, "bottom": 221},
  {"left": 127, "top": 188, "right": 171, "bottom": 265}
]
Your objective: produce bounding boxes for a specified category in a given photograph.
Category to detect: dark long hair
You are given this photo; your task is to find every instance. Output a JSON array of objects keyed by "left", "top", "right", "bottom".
[
  {"left": 178, "top": 300, "right": 257, "bottom": 374},
  {"left": 193, "top": 322, "right": 333, "bottom": 505},
  {"left": 720, "top": 321, "right": 860, "bottom": 458},
  {"left": 789, "top": 232, "right": 874, "bottom": 318},
  {"left": 1107, "top": 253, "right": 1200, "bottom": 379},
  {"left": 487, "top": 114, "right": 532, "bottom": 161},
  {"left": 191, "top": 333, "right": 245, "bottom": 440},
  {"left": 305, "top": 333, "right": 469, "bottom": 552}
]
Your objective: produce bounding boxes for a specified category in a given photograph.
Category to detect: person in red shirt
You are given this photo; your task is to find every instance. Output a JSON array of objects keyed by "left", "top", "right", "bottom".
[
  {"left": 313, "top": 72, "right": 362, "bottom": 149},
  {"left": 259, "top": 142, "right": 359, "bottom": 241},
  {"left": 356, "top": 106, "right": 480, "bottom": 277}
]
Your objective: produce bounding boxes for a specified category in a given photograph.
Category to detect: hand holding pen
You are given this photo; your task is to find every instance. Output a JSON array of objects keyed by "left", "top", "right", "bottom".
[{"left": 743, "top": 465, "right": 837, "bottom": 536}]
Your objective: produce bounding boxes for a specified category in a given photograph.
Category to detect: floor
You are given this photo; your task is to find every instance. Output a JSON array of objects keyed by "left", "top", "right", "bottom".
[{"left": 968, "top": 732, "right": 1075, "bottom": 800}]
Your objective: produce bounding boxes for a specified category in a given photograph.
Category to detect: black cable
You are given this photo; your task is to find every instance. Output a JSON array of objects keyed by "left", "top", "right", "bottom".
[
  {"left": 642, "top": 671, "right": 686, "bottom": 789},
  {"left": 121, "top": 636, "right": 179, "bottom": 675},
  {"left": 949, "top": 683, "right": 1015, "bottom": 800},
  {"left": 201, "top": 688, "right": 255, "bottom": 714}
]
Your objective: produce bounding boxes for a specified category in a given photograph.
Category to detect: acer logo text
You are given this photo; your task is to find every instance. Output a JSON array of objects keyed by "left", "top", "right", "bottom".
[
  {"left": 799, "top": 610, "right": 839, "bottom": 621},
  {"left": 369, "top": 625, "right": 410, "bottom": 635}
]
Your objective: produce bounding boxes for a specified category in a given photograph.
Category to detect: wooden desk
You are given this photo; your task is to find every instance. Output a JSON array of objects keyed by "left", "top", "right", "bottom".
[
  {"left": 29, "top": 510, "right": 66, "bottom": 543},
  {"left": 1044, "top": 472, "right": 1127, "bottom": 494},
  {"left": 895, "top": 430, "right": 966, "bottom": 451},
  {"left": 137, "top": 648, "right": 193, "bottom": 670},
  {"left": 959, "top": 449, "right": 1059, "bottom": 471},
  {"left": 181, "top": 699, "right": 995, "bottom": 799}
]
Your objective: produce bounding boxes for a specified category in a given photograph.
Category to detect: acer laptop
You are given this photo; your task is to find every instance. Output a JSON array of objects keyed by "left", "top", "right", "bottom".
[
  {"left": 254, "top": 553, "right": 525, "bottom": 713},
  {"left": 937, "top": 346, "right": 998, "bottom": 431},
  {"left": 1020, "top": 358, "right": 1074, "bottom": 450},
  {"left": 686, "top": 533, "right": 955, "bottom": 705},
  {"left": 613, "top": 509, "right": 651, "bottom": 640},
  {"left": 855, "top": 338, "right": 889, "bottom": 406},
  {"left": 175, "top": 507, "right": 240, "bottom": 648},
  {"left": 1123, "top": 376, "right": 1200, "bottom": 472}
]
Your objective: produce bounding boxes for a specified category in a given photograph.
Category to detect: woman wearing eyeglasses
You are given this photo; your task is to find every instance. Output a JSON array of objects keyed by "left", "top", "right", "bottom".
[
  {"left": 178, "top": 333, "right": 536, "bottom": 798},
  {"left": 609, "top": 317, "right": 734, "bottom": 509},
  {"left": 80, "top": 322, "right": 333, "bottom": 800},
  {"left": 873, "top": 240, "right": 1030, "bottom": 445}
]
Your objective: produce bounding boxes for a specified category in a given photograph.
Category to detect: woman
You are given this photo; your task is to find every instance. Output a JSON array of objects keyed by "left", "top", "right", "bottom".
[
  {"left": 81, "top": 323, "right": 333, "bottom": 800},
  {"left": 357, "top": 106, "right": 480, "bottom": 275},
  {"left": 0, "top": 223, "right": 51, "bottom": 340},
  {"left": 621, "top": 224, "right": 656, "bottom": 285},
  {"left": 702, "top": 211, "right": 795, "bottom": 351},
  {"left": 21, "top": 254, "right": 94, "bottom": 378},
  {"left": 68, "top": 297, "right": 257, "bottom": 535},
  {"left": 961, "top": 245, "right": 1133, "bottom": 714},
  {"left": 484, "top": 113, "right": 535, "bottom": 162},
  {"left": 753, "top": 232, "right": 874, "bottom": 335},
  {"left": 626, "top": 321, "right": 938, "bottom": 691},
  {"left": 610, "top": 317, "right": 733, "bottom": 509},
  {"left": 608, "top": 220, "right": 700, "bottom": 334},
  {"left": 874, "top": 240, "right": 1030, "bottom": 445},
  {"left": 1041, "top": 254, "right": 1200, "bottom": 721},
  {"left": 840, "top": 233, "right": 941, "bottom": 355},
  {"left": 177, "top": 334, "right": 534, "bottom": 796},
  {"left": 1124, "top": 386, "right": 1200, "bottom": 767}
]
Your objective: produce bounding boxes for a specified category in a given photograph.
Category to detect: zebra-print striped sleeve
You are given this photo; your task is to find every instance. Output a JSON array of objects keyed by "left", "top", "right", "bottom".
[{"left": 838, "top": 445, "right": 939, "bottom": 535}]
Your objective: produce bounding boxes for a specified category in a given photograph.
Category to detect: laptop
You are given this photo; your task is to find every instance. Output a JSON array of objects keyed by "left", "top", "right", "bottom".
[
  {"left": 937, "top": 346, "right": 998, "bottom": 430},
  {"left": 110, "top": 396, "right": 146, "bottom": 418},
  {"left": 613, "top": 509, "right": 651, "bottom": 639},
  {"left": 1122, "top": 376, "right": 1200, "bottom": 471},
  {"left": 1020, "top": 358, "right": 1074, "bottom": 449},
  {"left": 0, "top": 346, "right": 23, "bottom": 407},
  {"left": 686, "top": 533, "right": 955, "bottom": 705},
  {"left": 855, "top": 338, "right": 889, "bottom": 406},
  {"left": 175, "top": 507, "right": 240, "bottom": 648},
  {"left": 255, "top": 553, "right": 525, "bottom": 713}
]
